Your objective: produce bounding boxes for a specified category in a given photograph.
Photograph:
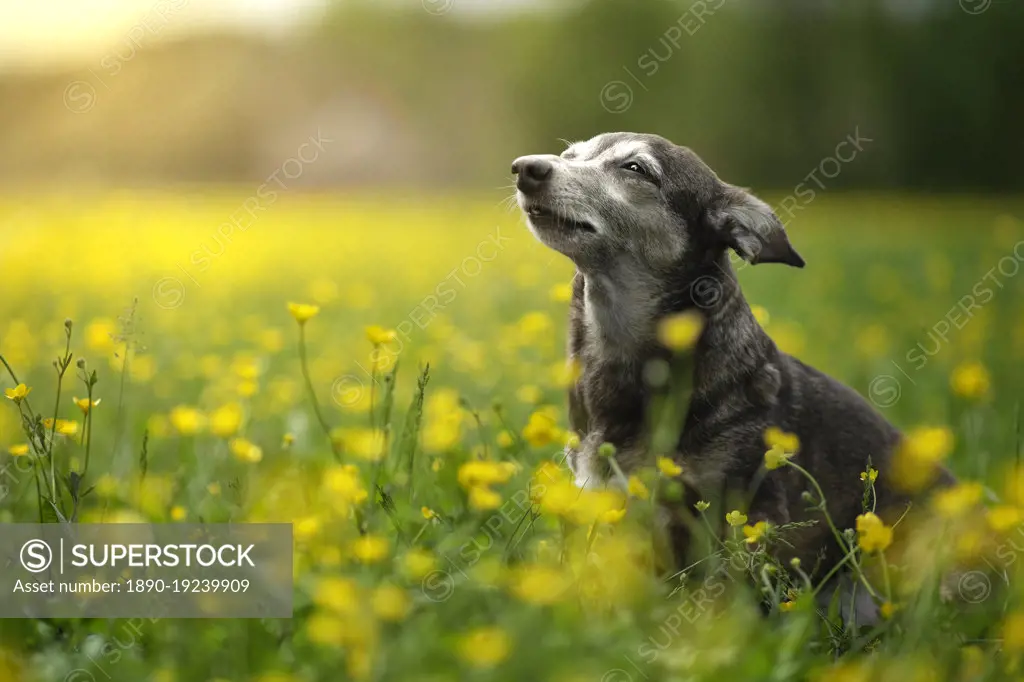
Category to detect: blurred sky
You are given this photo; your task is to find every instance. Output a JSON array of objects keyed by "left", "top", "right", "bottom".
[{"left": 0, "top": 0, "right": 543, "bottom": 72}]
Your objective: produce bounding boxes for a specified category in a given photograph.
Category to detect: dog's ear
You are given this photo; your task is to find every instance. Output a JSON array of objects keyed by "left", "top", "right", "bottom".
[{"left": 709, "top": 184, "right": 805, "bottom": 267}]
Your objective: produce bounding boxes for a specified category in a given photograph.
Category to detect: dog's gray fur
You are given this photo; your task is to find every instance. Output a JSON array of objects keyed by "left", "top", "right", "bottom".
[{"left": 512, "top": 132, "right": 953, "bottom": 574}]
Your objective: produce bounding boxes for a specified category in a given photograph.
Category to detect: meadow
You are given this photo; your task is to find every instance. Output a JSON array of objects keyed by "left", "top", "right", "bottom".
[{"left": 0, "top": 192, "right": 1023, "bottom": 681}]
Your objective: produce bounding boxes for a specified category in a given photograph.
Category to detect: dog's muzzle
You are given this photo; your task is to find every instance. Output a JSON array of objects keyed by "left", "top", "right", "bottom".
[{"left": 511, "top": 156, "right": 553, "bottom": 194}]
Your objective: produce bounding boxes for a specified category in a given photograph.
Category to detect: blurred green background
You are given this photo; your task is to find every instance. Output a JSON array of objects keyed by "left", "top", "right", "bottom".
[{"left": 1, "top": 0, "right": 1022, "bottom": 192}]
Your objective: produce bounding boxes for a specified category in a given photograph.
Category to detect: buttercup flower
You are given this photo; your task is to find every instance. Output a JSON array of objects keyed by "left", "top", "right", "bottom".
[
  {"left": 73, "top": 397, "right": 101, "bottom": 414},
  {"left": 656, "top": 456, "right": 683, "bottom": 477},
  {"left": 657, "top": 311, "right": 704, "bottom": 351},
  {"left": 521, "top": 408, "right": 563, "bottom": 448},
  {"left": 287, "top": 302, "right": 320, "bottom": 324},
  {"left": 764, "top": 444, "right": 792, "bottom": 470},
  {"left": 931, "top": 481, "right": 984, "bottom": 518},
  {"left": 694, "top": 500, "right": 710, "bottom": 512},
  {"left": 456, "top": 627, "right": 511, "bottom": 669},
  {"left": 402, "top": 549, "right": 436, "bottom": 579},
  {"left": 950, "top": 361, "right": 990, "bottom": 399},
  {"left": 229, "top": 438, "right": 263, "bottom": 463},
  {"left": 892, "top": 426, "right": 954, "bottom": 492},
  {"left": 169, "top": 406, "right": 206, "bottom": 435},
  {"left": 209, "top": 402, "right": 243, "bottom": 438},
  {"left": 7, "top": 444, "right": 29, "bottom": 457},
  {"left": 855, "top": 512, "right": 893, "bottom": 552},
  {"left": 763, "top": 426, "right": 800, "bottom": 453},
  {"left": 351, "top": 535, "right": 389, "bottom": 563},
  {"left": 600, "top": 508, "right": 626, "bottom": 524},
  {"left": 371, "top": 584, "right": 410, "bottom": 621},
  {"left": 43, "top": 419, "right": 79, "bottom": 436},
  {"left": 743, "top": 521, "right": 769, "bottom": 545},
  {"left": 627, "top": 476, "right": 649, "bottom": 500},
  {"left": 1002, "top": 612, "right": 1024, "bottom": 651},
  {"left": 4, "top": 384, "right": 31, "bottom": 404},
  {"left": 987, "top": 505, "right": 1023, "bottom": 533},
  {"left": 365, "top": 325, "right": 397, "bottom": 345},
  {"left": 725, "top": 510, "right": 748, "bottom": 527},
  {"left": 469, "top": 485, "right": 502, "bottom": 510},
  {"left": 860, "top": 467, "right": 878, "bottom": 483}
]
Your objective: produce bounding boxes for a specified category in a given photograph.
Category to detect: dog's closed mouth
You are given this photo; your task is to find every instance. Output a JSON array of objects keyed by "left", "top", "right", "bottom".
[{"left": 525, "top": 205, "right": 597, "bottom": 233}]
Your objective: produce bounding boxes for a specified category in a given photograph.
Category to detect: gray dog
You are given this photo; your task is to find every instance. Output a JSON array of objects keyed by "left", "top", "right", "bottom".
[{"left": 512, "top": 132, "right": 952, "bottom": 577}]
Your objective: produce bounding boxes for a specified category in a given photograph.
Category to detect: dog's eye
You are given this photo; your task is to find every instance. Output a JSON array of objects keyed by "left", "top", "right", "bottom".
[{"left": 621, "top": 161, "right": 649, "bottom": 176}]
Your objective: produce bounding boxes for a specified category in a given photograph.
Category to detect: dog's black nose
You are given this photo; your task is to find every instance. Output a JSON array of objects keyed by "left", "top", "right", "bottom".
[{"left": 512, "top": 156, "right": 553, "bottom": 193}]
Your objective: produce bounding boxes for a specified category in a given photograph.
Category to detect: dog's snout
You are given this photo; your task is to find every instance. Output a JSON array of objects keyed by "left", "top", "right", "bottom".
[{"left": 512, "top": 155, "right": 553, "bottom": 193}]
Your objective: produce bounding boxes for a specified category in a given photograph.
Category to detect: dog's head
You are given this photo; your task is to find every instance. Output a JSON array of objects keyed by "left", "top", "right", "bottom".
[{"left": 512, "top": 132, "right": 804, "bottom": 274}]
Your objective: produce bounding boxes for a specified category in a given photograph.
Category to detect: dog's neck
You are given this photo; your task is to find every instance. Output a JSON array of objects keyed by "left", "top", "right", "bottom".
[
  {"left": 580, "top": 258, "right": 663, "bottom": 359},
  {"left": 572, "top": 251, "right": 771, "bottom": 455},
  {"left": 577, "top": 252, "right": 764, "bottom": 370}
]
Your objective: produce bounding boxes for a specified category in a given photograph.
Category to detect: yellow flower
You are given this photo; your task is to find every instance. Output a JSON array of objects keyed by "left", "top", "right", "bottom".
[
  {"left": 1002, "top": 612, "right": 1024, "bottom": 651},
  {"left": 855, "top": 512, "right": 893, "bottom": 553},
  {"left": 73, "top": 397, "right": 101, "bottom": 414},
  {"left": 860, "top": 468, "right": 878, "bottom": 483},
  {"left": 170, "top": 506, "right": 187, "bottom": 521},
  {"left": 229, "top": 438, "right": 263, "bottom": 463},
  {"left": 313, "top": 576, "right": 359, "bottom": 613},
  {"left": 987, "top": 505, "right": 1023, "bottom": 533},
  {"left": 456, "top": 627, "right": 511, "bottom": 669},
  {"left": 509, "top": 565, "right": 572, "bottom": 605},
  {"left": 764, "top": 444, "right": 792, "bottom": 470},
  {"left": 725, "top": 510, "right": 748, "bottom": 527},
  {"left": 421, "top": 506, "right": 438, "bottom": 520},
  {"left": 657, "top": 311, "right": 704, "bottom": 351},
  {"left": 763, "top": 426, "right": 800, "bottom": 454},
  {"left": 892, "top": 426, "right": 954, "bottom": 492},
  {"left": 209, "top": 402, "right": 244, "bottom": 438},
  {"left": 207, "top": 482, "right": 222, "bottom": 496},
  {"left": 457, "top": 461, "right": 516, "bottom": 489},
  {"left": 516, "top": 384, "right": 543, "bottom": 405},
  {"left": 371, "top": 584, "right": 410, "bottom": 621},
  {"left": 469, "top": 485, "right": 502, "bottom": 510},
  {"left": 743, "top": 521, "right": 769, "bottom": 545},
  {"left": 352, "top": 535, "right": 389, "bottom": 564},
  {"left": 598, "top": 508, "right": 625, "bottom": 525},
  {"left": 282, "top": 433, "right": 295, "bottom": 449},
  {"left": 4, "top": 384, "right": 31, "bottom": 403},
  {"left": 169, "top": 405, "right": 205, "bottom": 435},
  {"left": 496, "top": 430, "right": 514, "bottom": 448},
  {"left": 780, "top": 600, "right": 796, "bottom": 612},
  {"left": 550, "top": 282, "right": 573, "bottom": 302},
  {"left": 402, "top": 549, "right": 437, "bottom": 580},
  {"left": 521, "top": 408, "right": 563, "bottom": 448},
  {"left": 323, "top": 465, "right": 369, "bottom": 506},
  {"left": 950, "top": 361, "right": 991, "bottom": 399},
  {"left": 694, "top": 500, "right": 710, "bottom": 512},
  {"left": 365, "top": 325, "right": 397, "bottom": 345},
  {"left": 750, "top": 304, "right": 770, "bottom": 327},
  {"left": 931, "top": 481, "right": 984, "bottom": 518},
  {"left": 880, "top": 601, "right": 897, "bottom": 619},
  {"left": 656, "top": 456, "right": 683, "bottom": 477},
  {"left": 627, "top": 476, "right": 649, "bottom": 500},
  {"left": 331, "top": 427, "right": 386, "bottom": 462},
  {"left": 43, "top": 419, "right": 79, "bottom": 436},
  {"left": 287, "top": 302, "right": 320, "bottom": 324},
  {"left": 8, "top": 444, "right": 30, "bottom": 457}
]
